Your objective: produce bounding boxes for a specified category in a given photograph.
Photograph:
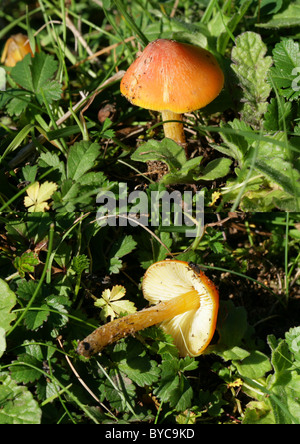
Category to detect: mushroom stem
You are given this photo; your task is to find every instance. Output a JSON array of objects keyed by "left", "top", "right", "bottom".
[
  {"left": 77, "top": 289, "right": 200, "bottom": 358},
  {"left": 161, "top": 110, "right": 186, "bottom": 146}
]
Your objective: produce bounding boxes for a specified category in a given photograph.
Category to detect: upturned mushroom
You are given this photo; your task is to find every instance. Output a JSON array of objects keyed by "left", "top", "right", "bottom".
[
  {"left": 77, "top": 260, "right": 219, "bottom": 358},
  {"left": 120, "top": 39, "right": 224, "bottom": 146},
  {"left": 1, "top": 34, "right": 34, "bottom": 68}
]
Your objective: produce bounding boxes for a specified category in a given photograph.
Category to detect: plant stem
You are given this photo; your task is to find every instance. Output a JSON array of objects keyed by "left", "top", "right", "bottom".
[{"left": 285, "top": 212, "right": 289, "bottom": 303}]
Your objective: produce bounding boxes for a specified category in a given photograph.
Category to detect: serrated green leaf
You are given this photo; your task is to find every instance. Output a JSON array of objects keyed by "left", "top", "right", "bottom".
[
  {"left": 10, "top": 52, "right": 62, "bottom": 107},
  {"left": 101, "top": 368, "right": 136, "bottom": 412},
  {"left": 0, "top": 67, "right": 6, "bottom": 91},
  {"left": 0, "top": 279, "right": 17, "bottom": 332},
  {"left": 231, "top": 32, "right": 272, "bottom": 126},
  {"left": 38, "top": 152, "right": 66, "bottom": 181},
  {"left": 67, "top": 141, "right": 100, "bottom": 181},
  {"left": 22, "top": 164, "right": 38, "bottom": 183},
  {"left": 114, "top": 341, "right": 160, "bottom": 387},
  {"left": 0, "top": 328, "right": 6, "bottom": 358},
  {"left": 264, "top": 97, "right": 292, "bottom": 131},
  {"left": 13, "top": 251, "right": 39, "bottom": 277},
  {"left": 0, "top": 372, "right": 41, "bottom": 424},
  {"left": 23, "top": 304, "right": 50, "bottom": 330},
  {"left": 108, "top": 235, "right": 137, "bottom": 274},
  {"left": 10, "top": 353, "right": 43, "bottom": 384},
  {"left": 254, "top": 157, "right": 300, "bottom": 197},
  {"left": 285, "top": 327, "right": 300, "bottom": 363},
  {"left": 16, "top": 280, "right": 39, "bottom": 302},
  {"left": 257, "top": 3, "right": 300, "bottom": 29},
  {"left": 243, "top": 400, "right": 275, "bottom": 424},
  {"left": 153, "top": 357, "right": 193, "bottom": 411},
  {"left": 131, "top": 138, "right": 187, "bottom": 171},
  {"left": 71, "top": 255, "right": 90, "bottom": 275},
  {"left": 110, "top": 235, "right": 137, "bottom": 259},
  {"left": 131, "top": 138, "right": 204, "bottom": 185},
  {"left": 10, "top": 53, "right": 33, "bottom": 91},
  {"left": 45, "top": 297, "right": 69, "bottom": 332},
  {"left": 269, "top": 39, "right": 300, "bottom": 100},
  {"left": 109, "top": 257, "right": 123, "bottom": 274}
]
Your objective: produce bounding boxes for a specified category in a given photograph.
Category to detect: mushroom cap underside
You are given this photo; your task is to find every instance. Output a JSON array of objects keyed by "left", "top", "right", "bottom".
[{"left": 142, "top": 260, "right": 219, "bottom": 356}]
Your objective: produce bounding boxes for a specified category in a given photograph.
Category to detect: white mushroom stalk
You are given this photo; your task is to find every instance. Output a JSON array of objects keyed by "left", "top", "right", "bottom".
[{"left": 77, "top": 260, "right": 219, "bottom": 358}]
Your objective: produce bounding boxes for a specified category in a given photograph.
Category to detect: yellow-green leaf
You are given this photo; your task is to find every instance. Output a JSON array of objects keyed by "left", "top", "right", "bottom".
[
  {"left": 94, "top": 285, "right": 136, "bottom": 321},
  {"left": 24, "top": 181, "right": 57, "bottom": 212}
]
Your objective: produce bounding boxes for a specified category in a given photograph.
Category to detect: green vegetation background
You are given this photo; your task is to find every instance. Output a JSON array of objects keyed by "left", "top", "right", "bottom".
[{"left": 0, "top": 0, "right": 300, "bottom": 424}]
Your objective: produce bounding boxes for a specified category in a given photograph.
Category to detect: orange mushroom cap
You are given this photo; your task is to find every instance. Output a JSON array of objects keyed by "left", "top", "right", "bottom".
[
  {"left": 120, "top": 39, "right": 224, "bottom": 114},
  {"left": 1, "top": 34, "right": 34, "bottom": 68}
]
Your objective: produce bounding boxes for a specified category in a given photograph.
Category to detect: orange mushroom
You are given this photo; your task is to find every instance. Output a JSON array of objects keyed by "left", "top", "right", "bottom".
[
  {"left": 1, "top": 34, "right": 34, "bottom": 68},
  {"left": 77, "top": 260, "right": 219, "bottom": 358},
  {"left": 120, "top": 39, "right": 224, "bottom": 145}
]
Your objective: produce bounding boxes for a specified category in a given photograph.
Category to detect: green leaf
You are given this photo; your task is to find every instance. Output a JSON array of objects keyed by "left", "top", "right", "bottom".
[
  {"left": 108, "top": 235, "right": 137, "bottom": 274},
  {"left": 10, "top": 354, "right": 43, "bottom": 384},
  {"left": 0, "top": 279, "right": 17, "bottom": 332},
  {"left": 114, "top": 341, "right": 160, "bottom": 387},
  {"left": 264, "top": 97, "right": 292, "bottom": 131},
  {"left": 197, "top": 157, "right": 232, "bottom": 181},
  {"left": 67, "top": 141, "right": 100, "bottom": 181},
  {"left": 234, "top": 350, "right": 272, "bottom": 379},
  {"left": 0, "top": 372, "right": 41, "bottom": 424},
  {"left": 0, "top": 67, "right": 6, "bottom": 91},
  {"left": 231, "top": 32, "right": 272, "bottom": 127},
  {"left": 0, "top": 328, "right": 6, "bottom": 358},
  {"left": 131, "top": 138, "right": 227, "bottom": 184},
  {"left": 23, "top": 305, "right": 50, "bottom": 331},
  {"left": 269, "top": 39, "right": 300, "bottom": 100},
  {"left": 131, "top": 138, "right": 187, "bottom": 172},
  {"left": 6, "top": 91, "right": 31, "bottom": 116},
  {"left": 10, "top": 54, "right": 33, "bottom": 91},
  {"left": 17, "top": 279, "right": 39, "bottom": 302},
  {"left": 110, "top": 234, "right": 137, "bottom": 259},
  {"left": 10, "top": 52, "right": 62, "bottom": 105},
  {"left": 285, "top": 326, "right": 300, "bottom": 364},
  {"left": 71, "top": 255, "right": 90, "bottom": 275},
  {"left": 254, "top": 157, "right": 300, "bottom": 197},
  {"left": 38, "top": 152, "right": 66, "bottom": 181},
  {"left": 131, "top": 137, "right": 202, "bottom": 183},
  {"left": 153, "top": 358, "right": 193, "bottom": 411},
  {"left": 243, "top": 400, "right": 275, "bottom": 424},
  {"left": 257, "top": 2, "right": 300, "bottom": 28},
  {"left": 214, "top": 119, "right": 253, "bottom": 165},
  {"left": 13, "top": 251, "right": 39, "bottom": 277},
  {"left": 22, "top": 164, "right": 38, "bottom": 183},
  {"left": 100, "top": 368, "right": 136, "bottom": 412}
]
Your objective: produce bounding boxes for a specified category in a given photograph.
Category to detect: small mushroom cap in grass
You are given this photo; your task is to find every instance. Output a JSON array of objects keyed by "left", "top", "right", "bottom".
[
  {"left": 120, "top": 39, "right": 224, "bottom": 145},
  {"left": 142, "top": 260, "right": 219, "bottom": 357},
  {"left": 1, "top": 34, "right": 34, "bottom": 67},
  {"left": 77, "top": 260, "right": 219, "bottom": 358},
  {"left": 120, "top": 39, "right": 224, "bottom": 114}
]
